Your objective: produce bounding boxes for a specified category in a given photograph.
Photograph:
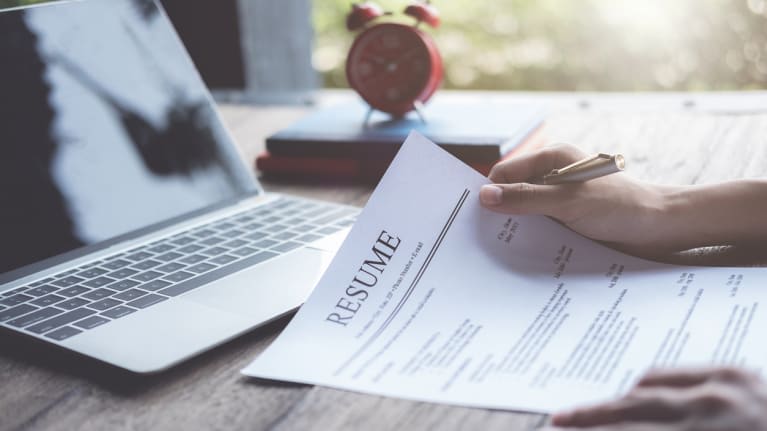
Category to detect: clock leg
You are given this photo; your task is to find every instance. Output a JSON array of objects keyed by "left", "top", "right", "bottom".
[
  {"left": 413, "top": 100, "right": 427, "bottom": 124},
  {"left": 363, "top": 107, "right": 375, "bottom": 127}
]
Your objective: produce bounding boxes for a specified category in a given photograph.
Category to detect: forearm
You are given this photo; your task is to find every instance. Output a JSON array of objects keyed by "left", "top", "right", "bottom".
[{"left": 659, "top": 179, "right": 767, "bottom": 250}]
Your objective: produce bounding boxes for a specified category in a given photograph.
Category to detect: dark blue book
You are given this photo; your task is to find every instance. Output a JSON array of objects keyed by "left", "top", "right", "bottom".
[{"left": 266, "top": 94, "right": 547, "bottom": 163}]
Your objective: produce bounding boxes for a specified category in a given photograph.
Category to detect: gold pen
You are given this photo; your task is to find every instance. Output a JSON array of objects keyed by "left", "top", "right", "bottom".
[{"left": 540, "top": 153, "right": 625, "bottom": 185}]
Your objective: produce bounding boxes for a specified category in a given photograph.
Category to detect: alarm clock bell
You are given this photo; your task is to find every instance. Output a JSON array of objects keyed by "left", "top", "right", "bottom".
[{"left": 345, "top": 1, "right": 443, "bottom": 123}]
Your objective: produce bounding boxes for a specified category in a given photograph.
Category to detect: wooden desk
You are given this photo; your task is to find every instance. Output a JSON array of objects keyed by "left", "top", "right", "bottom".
[{"left": 3, "top": 92, "right": 767, "bottom": 431}]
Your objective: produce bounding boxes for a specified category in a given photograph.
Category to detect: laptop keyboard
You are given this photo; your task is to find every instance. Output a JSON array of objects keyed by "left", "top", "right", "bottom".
[{"left": 0, "top": 197, "right": 357, "bottom": 342}]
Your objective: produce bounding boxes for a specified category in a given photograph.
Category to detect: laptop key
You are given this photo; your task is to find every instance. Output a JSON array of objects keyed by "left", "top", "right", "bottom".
[
  {"left": 178, "top": 244, "right": 205, "bottom": 253},
  {"left": 8, "top": 307, "right": 64, "bottom": 328},
  {"left": 222, "top": 239, "right": 247, "bottom": 249},
  {"left": 73, "top": 316, "right": 110, "bottom": 330},
  {"left": 147, "top": 243, "right": 175, "bottom": 253},
  {"left": 296, "top": 233, "right": 323, "bottom": 243},
  {"left": 155, "top": 262, "right": 186, "bottom": 273},
  {"left": 52, "top": 276, "right": 85, "bottom": 288},
  {"left": 264, "top": 224, "right": 288, "bottom": 234},
  {"left": 2, "top": 286, "right": 29, "bottom": 297},
  {"left": 192, "top": 229, "right": 216, "bottom": 238},
  {"left": 76, "top": 267, "right": 109, "bottom": 278},
  {"left": 56, "top": 298, "right": 90, "bottom": 310},
  {"left": 133, "top": 271, "right": 163, "bottom": 282},
  {"left": 133, "top": 259, "right": 162, "bottom": 270},
  {"left": 44, "top": 326, "right": 83, "bottom": 341},
  {"left": 293, "top": 224, "right": 318, "bottom": 233},
  {"left": 126, "top": 251, "right": 153, "bottom": 261},
  {"left": 200, "top": 236, "right": 225, "bottom": 246},
  {"left": 27, "top": 308, "right": 96, "bottom": 334},
  {"left": 156, "top": 251, "right": 183, "bottom": 262},
  {"left": 163, "top": 271, "right": 195, "bottom": 283},
  {"left": 56, "top": 298, "right": 91, "bottom": 310},
  {"left": 0, "top": 304, "right": 38, "bottom": 323},
  {"left": 83, "top": 277, "right": 117, "bottom": 288},
  {"left": 253, "top": 239, "right": 278, "bottom": 248},
  {"left": 272, "top": 241, "right": 302, "bottom": 253},
  {"left": 140, "top": 280, "right": 172, "bottom": 291},
  {"left": 0, "top": 294, "right": 34, "bottom": 306},
  {"left": 83, "top": 288, "right": 116, "bottom": 300},
  {"left": 113, "top": 289, "right": 147, "bottom": 301},
  {"left": 101, "top": 306, "right": 136, "bottom": 319},
  {"left": 102, "top": 259, "right": 131, "bottom": 270},
  {"left": 201, "top": 247, "right": 228, "bottom": 256},
  {"left": 220, "top": 229, "right": 245, "bottom": 239},
  {"left": 232, "top": 247, "right": 259, "bottom": 257},
  {"left": 187, "top": 262, "right": 216, "bottom": 274},
  {"left": 179, "top": 254, "right": 207, "bottom": 264},
  {"left": 212, "top": 222, "right": 235, "bottom": 231},
  {"left": 106, "top": 268, "right": 140, "bottom": 279},
  {"left": 59, "top": 286, "right": 90, "bottom": 297},
  {"left": 209, "top": 255, "right": 237, "bottom": 265},
  {"left": 272, "top": 231, "right": 298, "bottom": 241},
  {"left": 126, "top": 294, "right": 167, "bottom": 309},
  {"left": 107, "top": 279, "right": 141, "bottom": 291},
  {"left": 88, "top": 298, "right": 122, "bottom": 311},
  {"left": 317, "top": 226, "right": 342, "bottom": 235},
  {"left": 158, "top": 251, "right": 279, "bottom": 297},
  {"left": 25, "top": 285, "right": 58, "bottom": 297},
  {"left": 244, "top": 232, "right": 268, "bottom": 241},
  {"left": 170, "top": 236, "right": 195, "bottom": 246},
  {"left": 30, "top": 294, "right": 65, "bottom": 307}
]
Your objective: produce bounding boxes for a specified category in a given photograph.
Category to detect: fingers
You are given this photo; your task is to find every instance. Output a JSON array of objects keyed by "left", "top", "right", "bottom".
[
  {"left": 488, "top": 144, "right": 586, "bottom": 184},
  {"left": 637, "top": 367, "right": 756, "bottom": 388},
  {"left": 551, "top": 389, "right": 685, "bottom": 427},
  {"left": 479, "top": 182, "right": 576, "bottom": 218}
]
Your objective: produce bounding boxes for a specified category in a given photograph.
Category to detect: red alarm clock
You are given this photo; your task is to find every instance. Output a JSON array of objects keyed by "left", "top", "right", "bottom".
[{"left": 345, "top": 1, "right": 443, "bottom": 118}]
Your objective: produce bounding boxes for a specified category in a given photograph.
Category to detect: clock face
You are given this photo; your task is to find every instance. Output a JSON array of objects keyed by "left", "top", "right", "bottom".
[{"left": 346, "top": 23, "right": 442, "bottom": 116}]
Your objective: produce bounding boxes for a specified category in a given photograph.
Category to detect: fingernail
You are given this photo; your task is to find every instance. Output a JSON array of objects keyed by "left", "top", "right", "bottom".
[{"left": 480, "top": 185, "right": 503, "bottom": 206}]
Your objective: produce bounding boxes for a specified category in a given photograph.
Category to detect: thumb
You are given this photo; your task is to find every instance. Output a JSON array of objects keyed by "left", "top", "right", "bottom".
[{"left": 479, "top": 183, "right": 571, "bottom": 217}]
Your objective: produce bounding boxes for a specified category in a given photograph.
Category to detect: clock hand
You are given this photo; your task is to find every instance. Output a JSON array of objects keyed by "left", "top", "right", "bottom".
[{"left": 387, "top": 47, "right": 421, "bottom": 68}]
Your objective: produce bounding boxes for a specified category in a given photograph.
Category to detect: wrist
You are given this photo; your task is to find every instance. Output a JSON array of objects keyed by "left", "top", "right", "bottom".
[
  {"left": 658, "top": 185, "right": 706, "bottom": 250},
  {"left": 658, "top": 180, "right": 767, "bottom": 249}
]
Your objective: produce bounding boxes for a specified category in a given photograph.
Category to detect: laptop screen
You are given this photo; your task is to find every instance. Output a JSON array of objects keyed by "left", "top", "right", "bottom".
[{"left": 0, "top": 0, "right": 259, "bottom": 276}]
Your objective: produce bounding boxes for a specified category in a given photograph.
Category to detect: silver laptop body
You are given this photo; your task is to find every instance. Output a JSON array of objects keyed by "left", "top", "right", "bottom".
[{"left": 0, "top": 0, "right": 354, "bottom": 373}]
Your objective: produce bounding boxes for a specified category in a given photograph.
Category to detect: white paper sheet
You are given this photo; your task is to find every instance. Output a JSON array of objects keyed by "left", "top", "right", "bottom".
[{"left": 243, "top": 132, "right": 767, "bottom": 413}]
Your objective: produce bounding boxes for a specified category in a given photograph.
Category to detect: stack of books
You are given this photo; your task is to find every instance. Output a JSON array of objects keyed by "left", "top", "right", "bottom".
[{"left": 257, "top": 95, "right": 547, "bottom": 181}]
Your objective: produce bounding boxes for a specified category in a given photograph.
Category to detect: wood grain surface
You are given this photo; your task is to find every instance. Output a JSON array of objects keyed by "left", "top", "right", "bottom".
[{"left": 2, "top": 92, "right": 767, "bottom": 431}]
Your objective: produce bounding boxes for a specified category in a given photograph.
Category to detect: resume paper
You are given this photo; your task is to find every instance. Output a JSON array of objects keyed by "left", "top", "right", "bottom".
[{"left": 243, "top": 132, "right": 767, "bottom": 413}]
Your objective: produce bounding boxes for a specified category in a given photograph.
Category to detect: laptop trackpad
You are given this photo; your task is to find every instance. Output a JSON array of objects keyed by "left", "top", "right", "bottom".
[{"left": 182, "top": 248, "right": 334, "bottom": 320}]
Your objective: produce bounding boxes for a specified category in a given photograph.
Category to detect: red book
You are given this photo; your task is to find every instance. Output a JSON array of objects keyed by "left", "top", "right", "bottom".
[{"left": 256, "top": 125, "right": 547, "bottom": 182}]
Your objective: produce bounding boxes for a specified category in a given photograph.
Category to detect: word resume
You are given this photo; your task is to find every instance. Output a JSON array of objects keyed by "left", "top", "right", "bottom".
[{"left": 243, "top": 132, "right": 766, "bottom": 413}]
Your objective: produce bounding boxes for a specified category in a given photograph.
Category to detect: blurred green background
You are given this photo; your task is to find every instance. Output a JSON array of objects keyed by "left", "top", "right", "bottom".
[
  {"left": 316, "top": 0, "right": 767, "bottom": 91},
  {"left": 4, "top": 0, "right": 767, "bottom": 91}
]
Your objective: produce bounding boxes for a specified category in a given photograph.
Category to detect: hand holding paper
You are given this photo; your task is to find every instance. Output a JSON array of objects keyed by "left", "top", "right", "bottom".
[{"left": 244, "top": 132, "right": 767, "bottom": 413}]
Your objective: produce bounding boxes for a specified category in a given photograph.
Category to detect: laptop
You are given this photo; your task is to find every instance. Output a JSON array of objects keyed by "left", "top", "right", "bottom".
[{"left": 0, "top": 0, "right": 357, "bottom": 373}]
